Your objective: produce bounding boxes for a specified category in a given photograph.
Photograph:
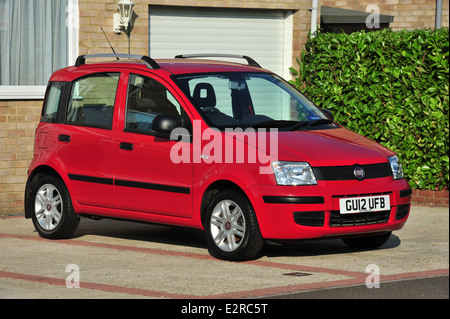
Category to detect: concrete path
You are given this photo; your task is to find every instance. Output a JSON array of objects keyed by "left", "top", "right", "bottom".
[{"left": 0, "top": 205, "right": 448, "bottom": 301}]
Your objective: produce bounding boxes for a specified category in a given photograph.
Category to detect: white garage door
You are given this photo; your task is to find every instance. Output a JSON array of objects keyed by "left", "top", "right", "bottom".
[{"left": 149, "top": 6, "right": 293, "bottom": 78}]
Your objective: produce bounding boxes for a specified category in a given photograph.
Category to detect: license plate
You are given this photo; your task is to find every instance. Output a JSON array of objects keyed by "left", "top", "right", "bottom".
[{"left": 339, "top": 195, "right": 390, "bottom": 214}]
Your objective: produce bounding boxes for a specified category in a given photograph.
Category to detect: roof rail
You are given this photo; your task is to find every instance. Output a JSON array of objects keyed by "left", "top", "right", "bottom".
[
  {"left": 74, "top": 54, "right": 161, "bottom": 69},
  {"left": 174, "top": 54, "right": 261, "bottom": 68}
]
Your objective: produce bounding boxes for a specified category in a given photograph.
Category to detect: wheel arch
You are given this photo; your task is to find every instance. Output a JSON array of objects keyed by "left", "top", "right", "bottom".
[
  {"left": 200, "top": 179, "right": 253, "bottom": 229},
  {"left": 24, "top": 165, "right": 66, "bottom": 219}
]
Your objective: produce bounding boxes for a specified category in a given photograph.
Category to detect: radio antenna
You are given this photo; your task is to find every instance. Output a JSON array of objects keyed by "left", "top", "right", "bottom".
[{"left": 100, "top": 27, "right": 119, "bottom": 60}]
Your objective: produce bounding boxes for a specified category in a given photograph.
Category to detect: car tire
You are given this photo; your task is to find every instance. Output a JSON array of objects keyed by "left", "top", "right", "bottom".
[
  {"left": 205, "top": 189, "right": 264, "bottom": 261},
  {"left": 29, "top": 174, "right": 79, "bottom": 239},
  {"left": 342, "top": 231, "right": 392, "bottom": 249}
]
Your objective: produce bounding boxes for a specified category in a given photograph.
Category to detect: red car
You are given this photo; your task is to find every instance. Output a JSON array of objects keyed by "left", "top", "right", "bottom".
[{"left": 25, "top": 54, "right": 411, "bottom": 261}]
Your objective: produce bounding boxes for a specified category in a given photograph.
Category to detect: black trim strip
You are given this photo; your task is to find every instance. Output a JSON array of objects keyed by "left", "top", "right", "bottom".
[
  {"left": 396, "top": 203, "right": 410, "bottom": 220},
  {"left": 263, "top": 196, "right": 324, "bottom": 204},
  {"left": 400, "top": 188, "right": 412, "bottom": 198},
  {"left": 68, "top": 174, "right": 190, "bottom": 195},
  {"left": 68, "top": 174, "right": 114, "bottom": 185},
  {"left": 115, "top": 179, "right": 190, "bottom": 194}
]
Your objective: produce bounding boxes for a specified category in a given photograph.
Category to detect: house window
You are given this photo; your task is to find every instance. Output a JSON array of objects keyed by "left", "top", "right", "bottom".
[{"left": 0, "top": 0, "right": 79, "bottom": 99}]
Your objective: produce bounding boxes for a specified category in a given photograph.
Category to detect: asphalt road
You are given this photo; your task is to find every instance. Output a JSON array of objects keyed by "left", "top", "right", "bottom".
[{"left": 264, "top": 275, "right": 449, "bottom": 299}]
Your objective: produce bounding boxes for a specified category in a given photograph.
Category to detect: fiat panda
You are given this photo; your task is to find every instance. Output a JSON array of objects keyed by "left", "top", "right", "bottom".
[{"left": 25, "top": 53, "right": 412, "bottom": 261}]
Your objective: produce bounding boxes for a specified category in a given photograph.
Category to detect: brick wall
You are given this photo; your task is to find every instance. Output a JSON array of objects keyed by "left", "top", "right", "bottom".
[
  {"left": 412, "top": 190, "right": 449, "bottom": 207},
  {"left": 0, "top": 100, "right": 41, "bottom": 215}
]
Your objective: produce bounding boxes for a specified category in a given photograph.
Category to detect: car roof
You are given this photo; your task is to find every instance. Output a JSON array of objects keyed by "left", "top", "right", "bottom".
[{"left": 49, "top": 57, "right": 267, "bottom": 82}]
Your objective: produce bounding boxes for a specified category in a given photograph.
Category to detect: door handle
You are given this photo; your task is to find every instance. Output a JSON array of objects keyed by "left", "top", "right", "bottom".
[
  {"left": 58, "top": 134, "right": 71, "bottom": 142},
  {"left": 119, "top": 142, "right": 134, "bottom": 151}
]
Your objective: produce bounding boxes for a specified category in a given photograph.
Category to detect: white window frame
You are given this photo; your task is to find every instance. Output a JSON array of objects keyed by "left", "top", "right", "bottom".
[{"left": 0, "top": 0, "right": 79, "bottom": 100}]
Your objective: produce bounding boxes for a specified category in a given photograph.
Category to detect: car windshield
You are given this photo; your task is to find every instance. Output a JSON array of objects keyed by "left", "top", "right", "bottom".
[{"left": 174, "top": 72, "right": 335, "bottom": 131}]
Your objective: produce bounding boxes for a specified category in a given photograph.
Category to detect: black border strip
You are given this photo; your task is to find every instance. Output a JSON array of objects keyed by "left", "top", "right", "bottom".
[
  {"left": 68, "top": 174, "right": 114, "bottom": 185},
  {"left": 115, "top": 179, "right": 190, "bottom": 194},
  {"left": 263, "top": 196, "right": 324, "bottom": 204}
]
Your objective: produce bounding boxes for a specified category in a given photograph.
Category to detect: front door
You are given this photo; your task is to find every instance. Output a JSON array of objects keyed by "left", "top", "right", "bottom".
[{"left": 114, "top": 72, "right": 193, "bottom": 218}]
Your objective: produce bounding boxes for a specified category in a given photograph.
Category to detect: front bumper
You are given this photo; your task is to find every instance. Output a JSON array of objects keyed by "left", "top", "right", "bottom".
[{"left": 247, "top": 178, "right": 412, "bottom": 240}]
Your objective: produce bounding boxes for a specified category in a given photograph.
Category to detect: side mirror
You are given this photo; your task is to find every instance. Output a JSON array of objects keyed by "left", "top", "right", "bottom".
[
  {"left": 321, "top": 108, "right": 334, "bottom": 120},
  {"left": 151, "top": 114, "right": 182, "bottom": 139}
]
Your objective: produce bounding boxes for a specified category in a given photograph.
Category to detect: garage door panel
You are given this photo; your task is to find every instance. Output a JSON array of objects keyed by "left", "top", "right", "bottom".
[
  {"left": 151, "top": 28, "right": 283, "bottom": 38},
  {"left": 150, "top": 22, "right": 283, "bottom": 40},
  {"left": 151, "top": 19, "right": 283, "bottom": 31},
  {"left": 149, "top": 6, "right": 288, "bottom": 76},
  {"left": 150, "top": 41, "right": 283, "bottom": 51}
]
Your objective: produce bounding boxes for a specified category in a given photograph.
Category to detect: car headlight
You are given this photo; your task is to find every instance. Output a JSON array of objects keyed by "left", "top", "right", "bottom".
[
  {"left": 388, "top": 155, "right": 405, "bottom": 180},
  {"left": 272, "top": 161, "right": 317, "bottom": 186}
]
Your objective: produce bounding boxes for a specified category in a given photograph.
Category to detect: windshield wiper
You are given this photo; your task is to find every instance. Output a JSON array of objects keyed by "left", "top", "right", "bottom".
[
  {"left": 250, "top": 120, "right": 299, "bottom": 129},
  {"left": 290, "top": 119, "right": 334, "bottom": 131},
  {"left": 309, "top": 119, "right": 334, "bottom": 126},
  {"left": 288, "top": 121, "right": 309, "bottom": 131},
  {"left": 250, "top": 119, "right": 334, "bottom": 130}
]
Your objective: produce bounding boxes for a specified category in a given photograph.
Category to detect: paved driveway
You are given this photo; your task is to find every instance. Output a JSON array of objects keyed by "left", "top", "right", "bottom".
[{"left": 0, "top": 205, "right": 448, "bottom": 301}]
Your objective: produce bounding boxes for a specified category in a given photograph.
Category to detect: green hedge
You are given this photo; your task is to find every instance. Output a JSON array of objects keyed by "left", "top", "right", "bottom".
[{"left": 290, "top": 28, "right": 449, "bottom": 191}]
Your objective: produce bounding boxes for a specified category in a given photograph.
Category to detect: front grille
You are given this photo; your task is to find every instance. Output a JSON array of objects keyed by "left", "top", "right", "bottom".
[
  {"left": 330, "top": 210, "right": 391, "bottom": 227},
  {"left": 313, "top": 163, "right": 392, "bottom": 181}
]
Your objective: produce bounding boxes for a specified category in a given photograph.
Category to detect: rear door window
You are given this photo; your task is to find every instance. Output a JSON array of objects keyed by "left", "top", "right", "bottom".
[{"left": 66, "top": 73, "right": 120, "bottom": 129}]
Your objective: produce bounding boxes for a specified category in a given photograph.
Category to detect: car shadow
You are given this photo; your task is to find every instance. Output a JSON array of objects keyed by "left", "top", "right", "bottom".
[
  {"left": 73, "top": 217, "right": 208, "bottom": 250},
  {"left": 72, "top": 217, "right": 402, "bottom": 259},
  {"left": 262, "top": 234, "right": 401, "bottom": 258}
]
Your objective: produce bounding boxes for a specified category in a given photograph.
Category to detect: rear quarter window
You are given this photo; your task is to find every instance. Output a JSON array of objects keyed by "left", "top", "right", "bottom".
[{"left": 41, "top": 82, "right": 65, "bottom": 123}]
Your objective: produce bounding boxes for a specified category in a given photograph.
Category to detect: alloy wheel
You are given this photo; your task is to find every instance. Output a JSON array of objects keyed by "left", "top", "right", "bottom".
[
  {"left": 34, "top": 183, "right": 63, "bottom": 231},
  {"left": 209, "top": 199, "right": 246, "bottom": 252}
]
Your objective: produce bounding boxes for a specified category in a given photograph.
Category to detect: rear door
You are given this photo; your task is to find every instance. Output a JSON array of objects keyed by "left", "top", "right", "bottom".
[
  {"left": 54, "top": 72, "right": 121, "bottom": 209},
  {"left": 114, "top": 72, "right": 193, "bottom": 218}
]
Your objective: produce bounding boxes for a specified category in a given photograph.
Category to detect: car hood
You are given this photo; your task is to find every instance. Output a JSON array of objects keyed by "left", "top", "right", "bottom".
[{"left": 247, "top": 127, "right": 394, "bottom": 167}]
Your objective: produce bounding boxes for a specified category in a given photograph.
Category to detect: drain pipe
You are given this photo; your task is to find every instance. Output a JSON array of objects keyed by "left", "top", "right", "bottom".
[
  {"left": 435, "top": 0, "right": 442, "bottom": 29},
  {"left": 310, "top": 0, "right": 319, "bottom": 38}
]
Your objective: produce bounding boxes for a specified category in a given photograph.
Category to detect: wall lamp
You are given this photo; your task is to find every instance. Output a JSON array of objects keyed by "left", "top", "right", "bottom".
[{"left": 113, "top": 0, "right": 135, "bottom": 34}]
